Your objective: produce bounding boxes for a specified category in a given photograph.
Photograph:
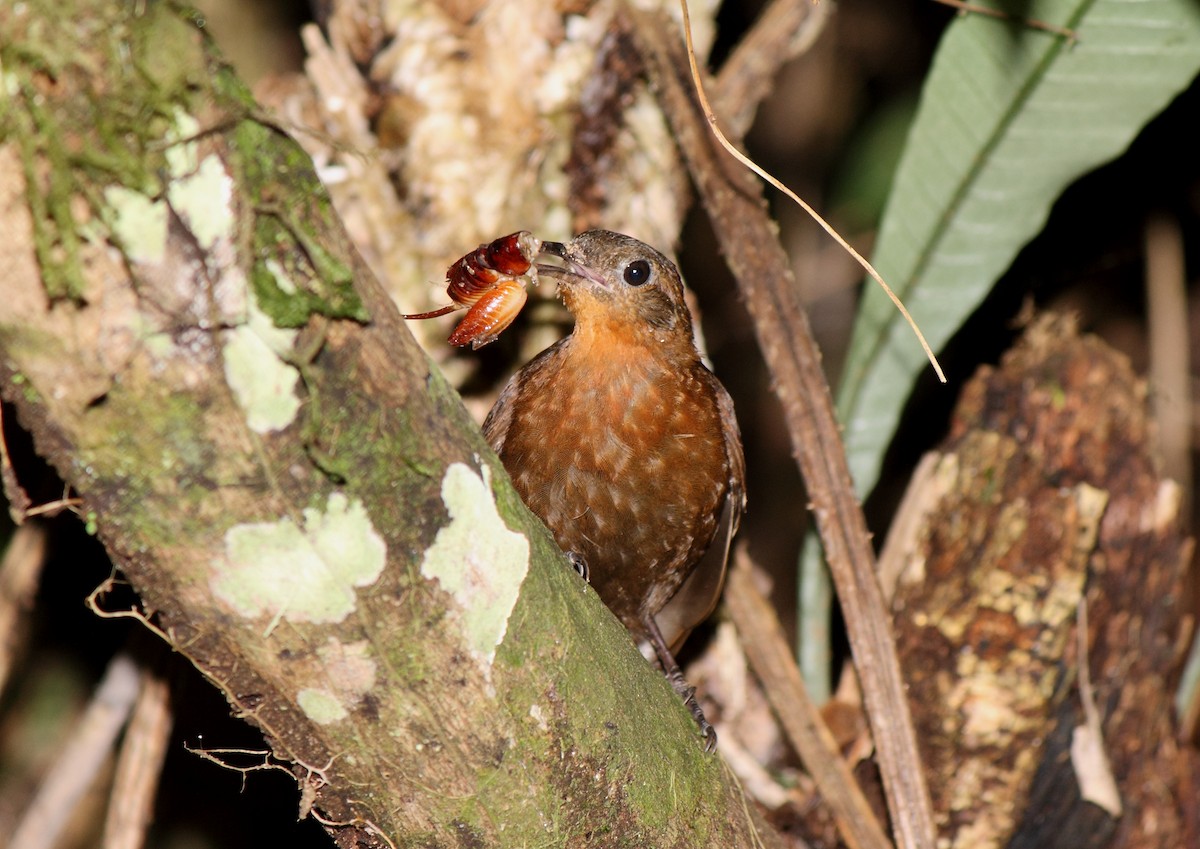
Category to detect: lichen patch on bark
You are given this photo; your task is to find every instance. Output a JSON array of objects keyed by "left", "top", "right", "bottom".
[
  {"left": 298, "top": 687, "right": 349, "bottom": 725},
  {"left": 420, "top": 463, "right": 530, "bottom": 667},
  {"left": 163, "top": 110, "right": 236, "bottom": 252},
  {"left": 222, "top": 299, "right": 302, "bottom": 434},
  {"left": 104, "top": 186, "right": 169, "bottom": 264},
  {"left": 169, "top": 152, "right": 235, "bottom": 251},
  {"left": 211, "top": 492, "right": 386, "bottom": 626}
]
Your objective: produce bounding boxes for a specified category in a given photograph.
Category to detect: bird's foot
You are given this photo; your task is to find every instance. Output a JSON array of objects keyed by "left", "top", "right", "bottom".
[
  {"left": 643, "top": 615, "right": 717, "bottom": 752},
  {"left": 567, "top": 551, "right": 589, "bottom": 582},
  {"left": 675, "top": 679, "right": 716, "bottom": 752}
]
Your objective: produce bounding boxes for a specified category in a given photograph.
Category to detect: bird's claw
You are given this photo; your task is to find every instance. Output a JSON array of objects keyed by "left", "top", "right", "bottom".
[
  {"left": 644, "top": 615, "right": 718, "bottom": 753},
  {"left": 567, "top": 552, "right": 589, "bottom": 582}
]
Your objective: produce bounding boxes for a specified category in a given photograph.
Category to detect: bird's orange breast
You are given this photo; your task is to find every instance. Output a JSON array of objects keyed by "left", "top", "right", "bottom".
[{"left": 488, "top": 330, "right": 730, "bottom": 633}]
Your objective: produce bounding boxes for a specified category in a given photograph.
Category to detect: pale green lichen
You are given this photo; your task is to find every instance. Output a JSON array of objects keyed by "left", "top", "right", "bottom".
[
  {"left": 297, "top": 687, "right": 348, "bottom": 725},
  {"left": 245, "top": 293, "right": 299, "bottom": 356},
  {"left": 104, "top": 186, "right": 167, "bottom": 264},
  {"left": 211, "top": 492, "right": 386, "bottom": 626},
  {"left": 165, "top": 109, "right": 201, "bottom": 176},
  {"left": 265, "top": 258, "right": 298, "bottom": 295},
  {"left": 162, "top": 108, "right": 234, "bottom": 251},
  {"left": 222, "top": 298, "right": 301, "bottom": 433},
  {"left": 167, "top": 152, "right": 234, "bottom": 251},
  {"left": 420, "top": 463, "right": 530, "bottom": 665}
]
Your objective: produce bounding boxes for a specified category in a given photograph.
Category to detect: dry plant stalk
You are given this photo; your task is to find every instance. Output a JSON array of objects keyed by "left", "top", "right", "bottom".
[
  {"left": 103, "top": 666, "right": 173, "bottom": 849},
  {"left": 10, "top": 655, "right": 141, "bottom": 849},
  {"left": 0, "top": 524, "right": 46, "bottom": 694},
  {"left": 628, "top": 8, "right": 939, "bottom": 849},
  {"left": 677, "top": 0, "right": 945, "bottom": 384},
  {"left": 726, "top": 557, "right": 892, "bottom": 849},
  {"left": 932, "top": 0, "right": 1077, "bottom": 40}
]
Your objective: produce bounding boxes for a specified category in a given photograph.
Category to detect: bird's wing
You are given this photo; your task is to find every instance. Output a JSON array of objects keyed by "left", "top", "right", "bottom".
[
  {"left": 653, "top": 370, "right": 746, "bottom": 652},
  {"left": 481, "top": 373, "right": 521, "bottom": 454},
  {"left": 654, "top": 493, "right": 738, "bottom": 652}
]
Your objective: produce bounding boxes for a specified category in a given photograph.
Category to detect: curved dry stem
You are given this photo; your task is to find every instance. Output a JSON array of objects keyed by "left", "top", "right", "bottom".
[{"left": 679, "top": 0, "right": 946, "bottom": 385}]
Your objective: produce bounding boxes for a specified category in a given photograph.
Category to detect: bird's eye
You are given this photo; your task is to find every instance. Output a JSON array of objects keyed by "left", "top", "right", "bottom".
[{"left": 623, "top": 259, "right": 652, "bottom": 286}]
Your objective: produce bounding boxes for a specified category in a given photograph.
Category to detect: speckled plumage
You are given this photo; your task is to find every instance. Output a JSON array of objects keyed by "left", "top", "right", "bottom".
[{"left": 483, "top": 230, "right": 745, "bottom": 650}]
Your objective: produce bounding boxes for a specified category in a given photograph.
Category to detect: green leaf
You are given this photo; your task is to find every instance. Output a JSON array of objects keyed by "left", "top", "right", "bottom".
[{"left": 837, "top": 0, "right": 1200, "bottom": 499}]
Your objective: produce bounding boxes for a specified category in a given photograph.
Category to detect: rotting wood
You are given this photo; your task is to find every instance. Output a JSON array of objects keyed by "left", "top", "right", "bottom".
[{"left": 887, "top": 314, "right": 1198, "bottom": 849}]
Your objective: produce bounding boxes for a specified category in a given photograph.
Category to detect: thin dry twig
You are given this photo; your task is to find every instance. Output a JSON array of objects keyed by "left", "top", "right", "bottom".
[
  {"left": 726, "top": 554, "right": 892, "bottom": 849},
  {"left": 103, "top": 665, "right": 173, "bottom": 849},
  {"left": 0, "top": 401, "right": 32, "bottom": 521},
  {"left": 23, "top": 494, "right": 85, "bottom": 519},
  {"left": 10, "top": 653, "right": 141, "bottom": 849},
  {"left": 1145, "top": 213, "right": 1191, "bottom": 516},
  {"left": 631, "top": 9, "right": 937, "bottom": 847},
  {"left": 0, "top": 522, "right": 46, "bottom": 694},
  {"left": 678, "top": 0, "right": 945, "bottom": 385},
  {"left": 1070, "top": 597, "right": 1123, "bottom": 817},
  {"left": 1143, "top": 213, "right": 1197, "bottom": 733},
  {"left": 86, "top": 574, "right": 174, "bottom": 647},
  {"left": 932, "top": 0, "right": 1078, "bottom": 41},
  {"left": 184, "top": 745, "right": 296, "bottom": 788}
]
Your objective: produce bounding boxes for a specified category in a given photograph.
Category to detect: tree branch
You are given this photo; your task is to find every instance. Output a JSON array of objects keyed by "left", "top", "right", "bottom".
[{"left": 0, "top": 1, "right": 786, "bottom": 845}]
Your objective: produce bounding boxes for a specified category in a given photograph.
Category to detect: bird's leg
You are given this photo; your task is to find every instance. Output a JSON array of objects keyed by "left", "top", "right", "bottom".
[
  {"left": 642, "top": 614, "right": 716, "bottom": 752},
  {"left": 567, "top": 552, "right": 589, "bottom": 582}
]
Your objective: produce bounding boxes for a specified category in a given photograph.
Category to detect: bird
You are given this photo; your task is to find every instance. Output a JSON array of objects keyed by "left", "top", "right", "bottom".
[{"left": 482, "top": 229, "right": 745, "bottom": 749}]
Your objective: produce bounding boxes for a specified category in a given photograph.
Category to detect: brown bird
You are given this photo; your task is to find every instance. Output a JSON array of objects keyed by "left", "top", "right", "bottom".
[{"left": 482, "top": 230, "right": 745, "bottom": 749}]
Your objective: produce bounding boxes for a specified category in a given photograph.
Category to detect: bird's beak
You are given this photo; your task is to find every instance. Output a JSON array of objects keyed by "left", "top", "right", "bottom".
[
  {"left": 540, "top": 241, "right": 568, "bottom": 259},
  {"left": 536, "top": 241, "right": 607, "bottom": 288}
]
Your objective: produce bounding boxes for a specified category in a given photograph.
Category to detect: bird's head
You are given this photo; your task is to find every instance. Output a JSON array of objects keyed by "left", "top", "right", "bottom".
[{"left": 537, "top": 230, "right": 694, "bottom": 343}]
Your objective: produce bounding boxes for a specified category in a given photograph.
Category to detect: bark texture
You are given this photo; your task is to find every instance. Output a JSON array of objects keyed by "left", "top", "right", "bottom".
[
  {"left": 0, "top": 1, "right": 783, "bottom": 846},
  {"left": 889, "top": 314, "right": 1198, "bottom": 849}
]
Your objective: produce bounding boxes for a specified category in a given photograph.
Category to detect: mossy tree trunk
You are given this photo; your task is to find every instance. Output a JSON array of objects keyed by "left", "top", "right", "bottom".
[{"left": 0, "top": 2, "right": 783, "bottom": 846}]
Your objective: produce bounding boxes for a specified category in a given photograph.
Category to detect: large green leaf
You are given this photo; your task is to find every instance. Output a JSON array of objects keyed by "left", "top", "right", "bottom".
[{"left": 837, "top": 0, "right": 1200, "bottom": 498}]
